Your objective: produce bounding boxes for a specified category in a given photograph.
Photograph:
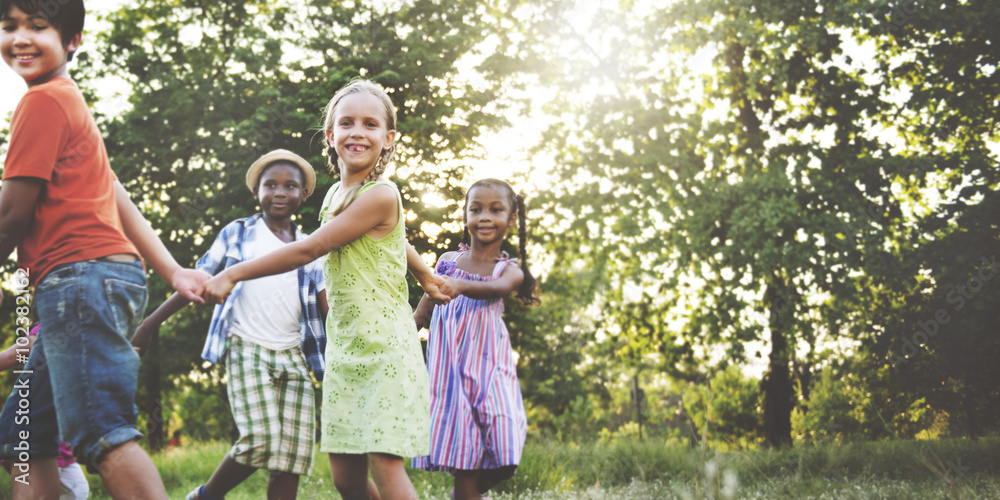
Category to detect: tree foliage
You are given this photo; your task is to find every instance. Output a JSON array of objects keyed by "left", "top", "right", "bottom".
[{"left": 527, "top": 0, "right": 999, "bottom": 446}]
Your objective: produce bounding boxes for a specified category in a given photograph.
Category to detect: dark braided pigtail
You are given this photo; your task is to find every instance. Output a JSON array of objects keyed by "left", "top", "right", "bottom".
[
  {"left": 514, "top": 193, "right": 540, "bottom": 306},
  {"left": 463, "top": 178, "right": 540, "bottom": 305}
]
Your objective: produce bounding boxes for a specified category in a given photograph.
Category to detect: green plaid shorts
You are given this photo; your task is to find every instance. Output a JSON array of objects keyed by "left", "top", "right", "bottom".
[{"left": 226, "top": 335, "right": 316, "bottom": 475}]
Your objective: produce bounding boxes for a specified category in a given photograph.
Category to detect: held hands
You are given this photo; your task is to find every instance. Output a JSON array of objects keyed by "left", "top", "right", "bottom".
[
  {"left": 418, "top": 272, "right": 456, "bottom": 304},
  {"left": 438, "top": 276, "right": 463, "bottom": 302},
  {"left": 171, "top": 268, "right": 212, "bottom": 304},
  {"left": 199, "top": 272, "right": 236, "bottom": 305}
]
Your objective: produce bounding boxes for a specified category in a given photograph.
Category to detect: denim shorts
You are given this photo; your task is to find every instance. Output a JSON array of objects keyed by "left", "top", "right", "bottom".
[{"left": 0, "top": 258, "right": 148, "bottom": 473}]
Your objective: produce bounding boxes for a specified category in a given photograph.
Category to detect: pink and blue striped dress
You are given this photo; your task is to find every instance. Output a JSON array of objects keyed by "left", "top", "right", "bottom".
[{"left": 412, "top": 250, "right": 527, "bottom": 475}]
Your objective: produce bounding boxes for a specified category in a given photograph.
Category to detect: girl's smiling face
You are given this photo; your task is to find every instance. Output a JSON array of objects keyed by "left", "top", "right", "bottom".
[
  {"left": 326, "top": 92, "right": 396, "bottom": 181},
  {"left": 464, "top": 185, "right": 516, "bottom": 246}
]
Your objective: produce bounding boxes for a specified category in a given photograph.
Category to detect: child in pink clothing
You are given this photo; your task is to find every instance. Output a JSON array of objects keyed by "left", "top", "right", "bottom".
[{"left": 412, "top": 179, "right": 539, "bottom": 500}]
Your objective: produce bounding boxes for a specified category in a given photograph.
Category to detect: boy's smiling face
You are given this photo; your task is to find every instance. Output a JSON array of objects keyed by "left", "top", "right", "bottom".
[
  {"left": 254, "top": 163, "right": 305, "bottom": 221},
  {"left": 0, "top": 4, "right": 80, "bottom": 87}
]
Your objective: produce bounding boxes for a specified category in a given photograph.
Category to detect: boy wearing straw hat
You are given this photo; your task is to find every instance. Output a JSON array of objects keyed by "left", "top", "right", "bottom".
[{"left": 132, "top": 149, "right": 353, "bottom": 500}]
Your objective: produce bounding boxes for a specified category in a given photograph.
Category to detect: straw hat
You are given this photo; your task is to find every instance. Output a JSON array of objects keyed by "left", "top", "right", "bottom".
[{"left": 245, "top": 149, "right": 317, "bottom": 197}]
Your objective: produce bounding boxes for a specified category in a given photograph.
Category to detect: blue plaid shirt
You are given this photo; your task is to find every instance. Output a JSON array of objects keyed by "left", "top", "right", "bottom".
[{"left": 197, "top": 214, "right": 327, "bottom": 380}]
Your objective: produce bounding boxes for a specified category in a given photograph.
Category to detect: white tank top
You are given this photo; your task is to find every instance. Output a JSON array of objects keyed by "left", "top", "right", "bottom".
[{"left": 229, "top": 225, "right": 302, "bottom": 351}]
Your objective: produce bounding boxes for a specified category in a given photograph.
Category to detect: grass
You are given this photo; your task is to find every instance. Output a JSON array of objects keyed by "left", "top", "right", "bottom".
[{"left": 2, "top": 437, "right": 999, "bottom": 499}]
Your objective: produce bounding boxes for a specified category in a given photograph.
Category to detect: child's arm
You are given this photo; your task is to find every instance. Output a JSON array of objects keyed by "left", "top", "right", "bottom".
[
  {"left": 413, "top": 293, "right": 434, "bottom": 331},
  {"left": 201, "top": 184, "right": 399, "bottom": 303},
  {"left": 114, "top": 181, "right": 211, "bottom": 303},
  {"left": 133, "top": 220, "right": 242, "bottom": 356},
  {"left": 0, "top": 178, "right": 45, "bottom": 262},
  {"left": 131, "top": 293, "right": 192, "bottom": 358},
  {"left": 0, "top": 334, "right": 36, "bottom": 372},
  {"left": 319, "top": 289, "right": 330, "bottom": 319},
  {"left": 446, "top": 264, "right": 525, "bottom": 301},
  {"left": 406, "top": 243, "right": 454, "bottom": 303},
  {"left": 413, "top": 250, "right": 456, "bottom": 329}
]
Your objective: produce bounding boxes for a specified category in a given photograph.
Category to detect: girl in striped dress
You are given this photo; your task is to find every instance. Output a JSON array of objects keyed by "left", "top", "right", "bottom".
[{"left": 412, "top": 178, "right": 539, "bottom": 500}]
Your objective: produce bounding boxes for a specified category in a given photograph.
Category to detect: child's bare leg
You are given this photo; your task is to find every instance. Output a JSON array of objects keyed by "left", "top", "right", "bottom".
[
  {"left": 455, "top": 466, "right": 513, "bottom": 498},
  {"left": 453, "top": 469, "right": 482, "bottom": 500},
  {"left": 10, "top": 457, "right": 59, "bottom": 500},
  {"left": 366, "top": 478, "right": 382, "bottom": 500},
  {"left": 266, "top": 470, "right": 300, "bottom": 500},
  {"left": 368, "top": 452, "right": 417, "bottom": 500},
  {"left": 98, "top": 441, "right": 168, "bottom": 500},
  {"left": 476, "top": 467, "right": 511, "bottom": 494},
  {"left": 329, "top": 453, "right": 372, "bottom": 500},
  {"left": 203, "top": 455, "right": 257, "bottom": 498}
]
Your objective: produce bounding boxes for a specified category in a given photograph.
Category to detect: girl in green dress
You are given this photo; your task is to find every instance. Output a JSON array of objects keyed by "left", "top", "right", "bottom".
[{"left": 201, "top": 79, "right": 451, "bottom": 500}]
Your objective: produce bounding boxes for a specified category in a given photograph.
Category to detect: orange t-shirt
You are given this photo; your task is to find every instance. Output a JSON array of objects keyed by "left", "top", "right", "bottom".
[{"left": 2, "top": 77, "right": 138, "bottom": 284}]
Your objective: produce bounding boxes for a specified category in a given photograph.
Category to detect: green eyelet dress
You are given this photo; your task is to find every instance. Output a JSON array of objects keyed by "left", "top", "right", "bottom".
[{"left": 318, "top": 180, "right": 430, "bottom": 456}]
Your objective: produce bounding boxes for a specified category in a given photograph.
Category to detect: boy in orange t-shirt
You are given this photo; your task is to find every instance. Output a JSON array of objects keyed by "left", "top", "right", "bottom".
[{"left": 0, "top": 1, "right": 209, "bottom": 498}]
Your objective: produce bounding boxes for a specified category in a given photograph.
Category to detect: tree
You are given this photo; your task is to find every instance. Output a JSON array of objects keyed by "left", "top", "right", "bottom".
[{"left": 528, "top": 0, "right": 999, "bottom": 447}]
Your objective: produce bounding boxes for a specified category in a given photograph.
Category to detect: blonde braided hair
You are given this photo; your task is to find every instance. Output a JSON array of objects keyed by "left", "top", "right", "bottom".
[{"left": 322, "top": 79, "right": 397, "bottom": 216}]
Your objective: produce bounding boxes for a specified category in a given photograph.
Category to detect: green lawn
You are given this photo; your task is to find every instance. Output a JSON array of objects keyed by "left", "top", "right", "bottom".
[{"left": 2, "top": 437, "right": 998, "bottom": 499}]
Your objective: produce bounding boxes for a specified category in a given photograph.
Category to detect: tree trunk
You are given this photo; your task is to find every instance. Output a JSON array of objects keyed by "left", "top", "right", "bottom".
[
  {"left": 632, "top": 375, "right": 644, "bottom": 441},
  {"left": 763, "top": 281, "right": 794, "bottom": 448},
  {"left": 793, "top": 356, "right": 813, "bottom": 404}
]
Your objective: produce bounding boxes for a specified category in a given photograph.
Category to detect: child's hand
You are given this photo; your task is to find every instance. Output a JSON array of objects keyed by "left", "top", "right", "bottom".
[
  {"left": 172, "top": 268, "right": 212, "bottom": 304},
  {"left": 418, "top": 273, "right": 452, "bottom": 304},
  {"left": 199, "top": 273, "right": 235, "bottom": 305},
  {"left": 438, "top": 276, "right": 463, "bottom": 302},
  {"left": 131, "top": 321, "right": 158, "bottom": 358}
]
